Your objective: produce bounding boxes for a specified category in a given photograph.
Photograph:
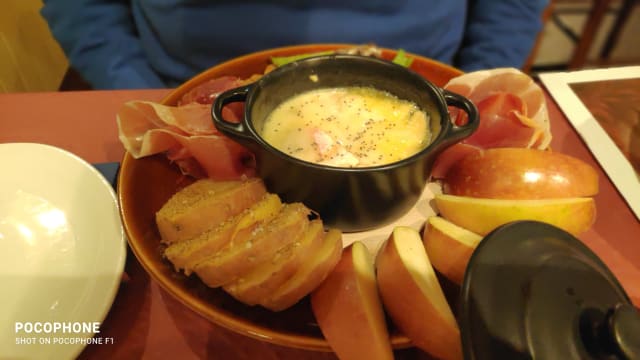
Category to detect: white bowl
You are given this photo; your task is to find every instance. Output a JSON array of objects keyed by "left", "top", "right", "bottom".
[{"left": 0, "top": 143, "right": 126, "bottom": 359}]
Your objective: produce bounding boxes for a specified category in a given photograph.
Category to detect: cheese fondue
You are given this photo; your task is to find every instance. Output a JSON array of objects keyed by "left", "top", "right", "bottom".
[{"left": 261, "top": 86, "right": 430, "bottom": 167}]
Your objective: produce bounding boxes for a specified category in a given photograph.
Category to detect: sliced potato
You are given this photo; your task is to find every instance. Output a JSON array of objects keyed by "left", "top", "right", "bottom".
[
  {"left": 193, "top": 203, "right": 311, "bottom": 288},
  {"left": 262, "top": 228, "right": 343, "bottom": 312},
  {"left": 224, "top": 219, "right": 324, "bottom": 305},
  {"left": 156, "top": 178, "right": 266, "bottom": 244},
  {"left": 164, "top": 193, "right": 282, "bottom": 274}
]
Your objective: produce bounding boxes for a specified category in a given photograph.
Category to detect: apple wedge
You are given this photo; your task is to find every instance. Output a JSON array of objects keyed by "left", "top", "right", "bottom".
[
  {"left": 435, "top": 194, "right": 596, "bottom": 236},
  {"left": 376, "top": 226, "right": 462, "bottom": 360},
  {"left": 443, "top": 147, "right": 599, "bottom": 199},
  {"left": 311, "top": 241, "right": 393, "bottom": 360},
  {"left": 423, "top": 216, "right": 482, "bottom": 284}
]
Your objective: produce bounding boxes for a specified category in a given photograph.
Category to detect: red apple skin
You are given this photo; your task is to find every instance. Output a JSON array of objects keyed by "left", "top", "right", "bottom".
[
  {"left": 431, "top": 143, "right": 483, "bottom": 180},
  {"left": 311, "top": 242, "right": 393, "bottom": 360},
  {"left": 443, "top": 148, "right": 599, "bottom": 199}
]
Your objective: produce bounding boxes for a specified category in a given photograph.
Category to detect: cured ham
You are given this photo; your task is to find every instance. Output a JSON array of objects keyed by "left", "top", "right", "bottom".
[
  {"left": 117, "top": 100, "right": 253, "bottom": 180},
  {"left": 466, "top": 93, "right": 544, "bottom": 148},
  {"left": 432, "top": 68, "right": 552, "bottom": 178},
  {"left": 445, "top": 67, "right": 551, "bottom": 148},
  {"left": 178, "top": 76, "right": 244, "bottom": 105},
  {"left": 117, "top": 73, "right": 270, "bottom": 180}
]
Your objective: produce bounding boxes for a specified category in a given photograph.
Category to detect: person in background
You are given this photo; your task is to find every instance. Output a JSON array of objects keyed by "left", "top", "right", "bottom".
[{"left": 41, "top": 0, "right": 549, "bottom": 90}]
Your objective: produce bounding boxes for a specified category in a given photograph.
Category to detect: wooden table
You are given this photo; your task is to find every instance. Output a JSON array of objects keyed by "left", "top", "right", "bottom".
[{"left": 1, "top": 88, "right": 638, "bottom": 359}]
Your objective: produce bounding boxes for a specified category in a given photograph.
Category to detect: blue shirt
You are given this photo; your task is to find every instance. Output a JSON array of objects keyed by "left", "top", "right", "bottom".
[{"left": 42, "top": 0, "right": 548, "bottom": 89}]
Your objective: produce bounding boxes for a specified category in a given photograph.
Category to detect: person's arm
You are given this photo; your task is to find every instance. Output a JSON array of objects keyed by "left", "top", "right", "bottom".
[
  {"left": 455, "top": 0, "right": 549, "bottom": 71},
  {"left": 41, "top": 0, "right": 165, "bottom": 89}
]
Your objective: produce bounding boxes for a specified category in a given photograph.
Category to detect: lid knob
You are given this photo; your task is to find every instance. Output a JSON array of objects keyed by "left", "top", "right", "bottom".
[
  {"left": 608, "top": 303, "right": 640, "bottom": 359},
  {"left": 580, "top": 303, "right": 640, "bottom": 359}
]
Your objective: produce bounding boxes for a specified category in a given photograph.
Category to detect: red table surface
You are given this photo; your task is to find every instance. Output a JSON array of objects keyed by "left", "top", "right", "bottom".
[{"left": 0, "top": 89, "right": 638, "bottom": 359}]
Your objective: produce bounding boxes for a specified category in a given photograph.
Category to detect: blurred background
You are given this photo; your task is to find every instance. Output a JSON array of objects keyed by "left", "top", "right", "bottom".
[{"left": 1, "top": 0, "right": 638, "bottom": 93}]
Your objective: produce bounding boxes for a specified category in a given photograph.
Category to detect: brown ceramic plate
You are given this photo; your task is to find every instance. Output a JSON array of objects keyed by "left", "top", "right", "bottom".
[{"left": 118, "top": 44, "right": 463, "bottom": 351}]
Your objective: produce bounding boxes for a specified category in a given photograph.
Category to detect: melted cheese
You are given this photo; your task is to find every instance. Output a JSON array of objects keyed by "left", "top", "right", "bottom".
[{"left": 261, "top": 87, "right": 430, "bottom": 167}]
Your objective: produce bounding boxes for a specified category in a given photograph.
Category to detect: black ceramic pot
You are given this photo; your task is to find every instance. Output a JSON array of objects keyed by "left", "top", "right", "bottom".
[{"left": 212, "top": 54, "right": 478, "bottom": 232}]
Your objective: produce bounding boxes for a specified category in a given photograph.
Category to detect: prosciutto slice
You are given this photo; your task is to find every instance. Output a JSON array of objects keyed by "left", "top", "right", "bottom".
[
  {"left": 115, "top": 72, "right": 270, "bottom": 180},
  {"left": 432, "top": 68, "right": 552, "bottom": 178},
  {"left": 117, "top": 101, "right": 253, "bottom": 180},
  {"left": 446, "top": 67, "right": 551, "bottom": 149},
  {"left": 117, "top": 74, "right": 261, "bottom": 180},
  {"left": 178, "top": 76, "right": 245, "bottom": 105}
]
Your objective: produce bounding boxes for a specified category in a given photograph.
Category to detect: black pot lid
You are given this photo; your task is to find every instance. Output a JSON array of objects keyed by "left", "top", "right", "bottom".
[{"left": 460, "top": 221, "right": 640, "bottom": 360}]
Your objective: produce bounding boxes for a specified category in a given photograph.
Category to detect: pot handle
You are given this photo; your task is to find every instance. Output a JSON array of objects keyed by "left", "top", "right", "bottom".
[
  {"left": 211, "top": 84, "right": 253, "bottom": 140},
  {"left": 442, "top": 89, "right": 479, "bottom": 142}
]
